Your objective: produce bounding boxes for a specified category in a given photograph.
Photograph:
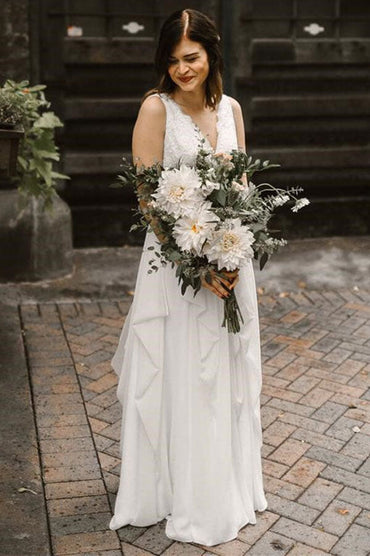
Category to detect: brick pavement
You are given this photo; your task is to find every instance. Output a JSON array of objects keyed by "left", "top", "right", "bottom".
[{"left": 19, "top": 288, "right": 370, "bottom": 555}]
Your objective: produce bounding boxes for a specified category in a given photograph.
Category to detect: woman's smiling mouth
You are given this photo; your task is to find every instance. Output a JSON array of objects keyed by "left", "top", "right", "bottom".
[{"left": 178, "top": 76, "right": 194, "bottom": 83}]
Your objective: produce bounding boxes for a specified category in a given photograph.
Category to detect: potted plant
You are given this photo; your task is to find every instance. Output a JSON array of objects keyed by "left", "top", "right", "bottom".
[
  {"left": 0, "top": 80, "right": 73, "bottom": 281},
  {"left": 0, "top": 89, "right": 24, "bottom": 180},
  {"left": 0, "top": 79, "right": 69, "bottom": 202}
]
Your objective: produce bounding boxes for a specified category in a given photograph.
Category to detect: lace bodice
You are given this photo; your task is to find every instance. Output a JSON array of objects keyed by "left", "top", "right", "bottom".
[{"left": 155, "top": 93, "right": 238, "bottom": 167}]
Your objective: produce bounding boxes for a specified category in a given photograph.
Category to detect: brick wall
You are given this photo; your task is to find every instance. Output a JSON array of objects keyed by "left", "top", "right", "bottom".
[{"left": 0, "top": 0, "right": 30, "bottom": 84}]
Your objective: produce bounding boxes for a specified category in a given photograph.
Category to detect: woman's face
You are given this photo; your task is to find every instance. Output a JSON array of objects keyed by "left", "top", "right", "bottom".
[{"left": 167, "top": 36, "right": 209, "bottom": 93}]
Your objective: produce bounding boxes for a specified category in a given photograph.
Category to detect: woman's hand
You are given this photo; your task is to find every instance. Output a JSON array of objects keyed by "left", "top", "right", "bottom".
[{"left": 201, "top": 269, "right": 239, "bottom": 299}]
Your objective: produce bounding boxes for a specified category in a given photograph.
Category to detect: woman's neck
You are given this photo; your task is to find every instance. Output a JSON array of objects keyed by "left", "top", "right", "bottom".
[{"left": 172, "top": 88, "right": 206, "bottom": 112}]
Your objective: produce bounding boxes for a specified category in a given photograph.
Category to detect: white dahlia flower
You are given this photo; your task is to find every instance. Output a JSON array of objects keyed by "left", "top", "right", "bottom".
[
  {"left": 204, "top": 218, "right": 255, "bottom": 271},
  {"left": 202, "top": 179, "right": 221, "bottom": 195},
  {"left": 152, "top": 165, "right": 204, "bottom": 218},
  {"left": 173, "top": 204, "right": 219, "bottom": 256},
  {"left": 292, "top": 198, "right": 310, "bottom": 212}
]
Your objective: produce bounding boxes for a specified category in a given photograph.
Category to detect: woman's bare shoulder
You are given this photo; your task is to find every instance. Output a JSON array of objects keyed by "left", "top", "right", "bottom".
[{"left": 139, "top": 94, "right": 166, "bottom": 120}]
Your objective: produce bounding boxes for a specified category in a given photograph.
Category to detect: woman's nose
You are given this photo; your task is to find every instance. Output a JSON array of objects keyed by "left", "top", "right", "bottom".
[{"left": 178, "top": 60, "right": 189, "bottom": 74}]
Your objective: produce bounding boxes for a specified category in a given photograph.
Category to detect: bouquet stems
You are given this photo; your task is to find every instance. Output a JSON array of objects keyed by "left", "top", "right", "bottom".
[{"left": 222, "top": 290, "right": 244, "bottom": 334}]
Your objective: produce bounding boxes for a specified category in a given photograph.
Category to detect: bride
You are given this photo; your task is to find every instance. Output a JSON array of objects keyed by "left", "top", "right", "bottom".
[{"left": 109, "top": 8, "right": 267, "bottom": 546}]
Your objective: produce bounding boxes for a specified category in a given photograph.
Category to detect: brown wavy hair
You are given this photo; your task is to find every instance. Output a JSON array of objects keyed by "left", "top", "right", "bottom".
[{"left": 145, "top": 9, "right": 223, "bottom": 109}]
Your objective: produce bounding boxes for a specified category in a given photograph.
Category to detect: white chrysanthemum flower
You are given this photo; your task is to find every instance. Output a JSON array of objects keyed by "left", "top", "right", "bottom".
[
  {"left": 173, "top": 204, "right": 219, "bottom": 256},
  {"left": 292, "top": 197, "right": 310, "bottom": 212},
  {"left": 273, "top": 194, "right": 290, "bottom": 207},
  {"left": 202, "top": 179, "right": 220, "bottom": 195},
  {"left": 152, "top": 165, "right": 204, "bottom": 218},
  {"left": 204, "top": 218, "right": 255, "bottom": 271}
]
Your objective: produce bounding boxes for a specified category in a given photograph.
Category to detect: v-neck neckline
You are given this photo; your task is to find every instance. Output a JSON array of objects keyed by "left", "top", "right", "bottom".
[{"left": 165, "top": 93, "right": 222, "bottom": 152}]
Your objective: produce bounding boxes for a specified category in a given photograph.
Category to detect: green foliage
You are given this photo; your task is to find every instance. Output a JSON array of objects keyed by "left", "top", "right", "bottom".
[{"left": 0, "top": 80, "right": 70, "bottom": 206}]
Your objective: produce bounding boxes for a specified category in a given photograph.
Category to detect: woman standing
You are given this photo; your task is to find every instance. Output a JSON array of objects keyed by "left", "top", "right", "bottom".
[{"left": 109, "top": 9, "right": 267, "bottom": 546}]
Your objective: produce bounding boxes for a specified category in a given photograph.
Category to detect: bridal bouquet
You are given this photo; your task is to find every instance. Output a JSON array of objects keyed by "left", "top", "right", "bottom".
[{"left": 116, "top": 146, "right": 309, "bottom": 333}]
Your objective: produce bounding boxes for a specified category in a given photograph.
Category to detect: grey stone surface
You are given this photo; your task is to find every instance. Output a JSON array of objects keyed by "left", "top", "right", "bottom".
[
  {"left": 0, "top": 190, "right": 73, "bottom": 282},
  {"left": 0, "top": 303, "right": 50, "bottom": 556}
]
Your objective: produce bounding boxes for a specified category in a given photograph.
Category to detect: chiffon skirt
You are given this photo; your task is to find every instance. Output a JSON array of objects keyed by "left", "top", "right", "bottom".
[{"left": 109, "top": 231, "right": 267, "bottom": 546}]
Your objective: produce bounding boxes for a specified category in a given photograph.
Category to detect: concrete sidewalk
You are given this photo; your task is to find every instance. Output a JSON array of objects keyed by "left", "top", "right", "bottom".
[{"left": 1, "top": 237, "right": 369, "bottom": 555}]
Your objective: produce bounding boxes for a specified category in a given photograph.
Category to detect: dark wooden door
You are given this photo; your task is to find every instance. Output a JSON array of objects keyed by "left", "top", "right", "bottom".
[
  {"left": 235, "top": 0, "right": 370, "bottom": 213},
  {"left": 38, "top": 0, "right": 218, "bottom": 245}
]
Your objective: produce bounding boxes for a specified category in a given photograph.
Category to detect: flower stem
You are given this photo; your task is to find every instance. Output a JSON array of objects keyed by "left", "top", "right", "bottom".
[{"left": 222, "top": 290, "right": 244, "bottom": 334}]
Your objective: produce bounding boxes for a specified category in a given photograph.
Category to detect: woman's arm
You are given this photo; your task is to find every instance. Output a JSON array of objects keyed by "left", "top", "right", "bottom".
[
  {"left": 230, "top": 97, "right": 248, "bottom": 187},
  {"left": 132, "top": 95, "right": 168, "bottom": 243}
]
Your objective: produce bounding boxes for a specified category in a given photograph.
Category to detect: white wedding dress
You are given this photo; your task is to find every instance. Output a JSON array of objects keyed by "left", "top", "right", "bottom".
[{"left": 109, "top": 93, "right": 267, "bottom": 546}]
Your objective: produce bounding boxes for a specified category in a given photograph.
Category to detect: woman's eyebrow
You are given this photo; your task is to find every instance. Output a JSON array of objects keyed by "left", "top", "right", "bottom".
[{"left": 169, "top": 51, "right": 200, "bottom": 60}]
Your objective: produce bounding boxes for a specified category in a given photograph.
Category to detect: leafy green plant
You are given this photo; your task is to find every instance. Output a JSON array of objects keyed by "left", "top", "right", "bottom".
[
  {"left": 1, "top": 79, "right": 69, "bottom": 204},
  {"left": 0, "top": 90, "right": 24, "bottom": 127}
]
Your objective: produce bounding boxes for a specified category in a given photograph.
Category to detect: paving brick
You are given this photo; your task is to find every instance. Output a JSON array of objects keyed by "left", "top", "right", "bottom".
[
  {"left": 245, "top": 530, "right": 295, "bottom": 555},
  {"left": 305, "top": 446, "right": 362, "bottom": 473},
  {"left": 358, "top": 457, "right": 370, "bottom": 478},
  {"left": 103, "top": 470, "right": 120, "bottom": 494},
  {"left": 319, "top": 380, "right": 366, "bottom": 399},
  {"left": 89, "top": 417, "right": 110, "bottom": 434},
  {"left": 355, "top": 509, "right": 370, "bottom": 528},
  {"left": 44, "top": 462, "right": 101, "bottom": 483},
  {"left": 117, "top": 525, "right": 149, "bottom": 543},
  {"left": 340, "top": 430, "right": 370, "bottom": 460},
  {"left": 98, "top": 452, "right": 121, "bottom": 473},
  {"left": 200, "top": 538, "right": 249, "bottom": 555},
  {"left": 287, "top": 375, "right": 321, "bottom": 394},
  {"left": 263, "top": 476, "right": 304, "bottom": 501},
  {"left": 45, "top": 480, "right": 107, "bottom": 501},
  {"left": 263, "top": 421, "right": 296, "bottom": 447},
  {"left": 263, "top": 375, "right": 291, "bottom": 390},
  {"left": 343, "top": 405, "right": 370, "bottom": 424},
  {"left": 315, "top": 500, "right": 362, "bottom": 536},
  {"left": 42, "top": 450, "right": 98, "bottom": 469},
  {"left": 275, "top": 362, "right": 308, "bottom": 382},
  {"left": 331, "top": 523, "right": 370, "bottom": 555},
  {"left": 38, "top": 425, "right": 91, "bottom": 440},
  {"left": 267, "top": 398, "right": 314, "bottom": 417},
  {"left": 40, "top": 437, "right": 95, "bottom": 453},
  {"left": 265, "top": 493, "right": 320, "bottom": 525},
  {"left": 36, "top": 413, "right": 89, "bottom": 428},
  {"left": 162, "top": 541, "right": 205, "bottom": 555},
  {"left": 337, "top": 487, "right": 370, "bottom": 511},
  {"left": 269, "top": 438, "right": 310, "bottom": 467},
  {"left": 237, "top": 511, "right": 279, "bottom": 545},
  {"left": 50, "top": 511, "right": 112, "bottom": 536},
  {"left": 282, "top": 456, "right": 326, "bottom": 488},
  {"left": 261, "top": 406, "right": 282, "bottom": 429},
  {"left": 133, "top": 521, "right": 174, "bottom": 555},
  {"left": 270, "top": 517, "right": 338, "bottom": 551},
  {"left": 262, "top": 384, "right": 302, "bottom": 403},
  {"left": 85, "top": 372, "right": 118, "bottom": 394},
  {"left": 262, "top": 459, "right": 289, "bottom": 479},
  {"left": 291, "top": 427, "right": 344, "bottom": 451},
  {"left": 53, "top": 530, "right": 120, "bottom": 554},
  {"left": 98, "top": 402, "right": 122, "bottom": 425},
  {"left": 48, "top": 495, "right": 111, "bottom": 517},
  {"left": 263, "top": 350, "right": 297, "bottom": 369},
  {"left": 320, "top": 465, "right": 370, "bottom": 494},
  {"left": 286, "top": 542, "right": 328, "bottom": 555},
  {"left": 325, "top": 416, "right": 364, "bottom": 441},
  {"left": 298, "top": 387, "right": 333, "bottom": 409},
  {"left": 311, "top": 401, "right": 348, "bottom": 424},
  {"left": 121, "top": 542, "right": 159, "bottom": 555},
  {"left": 306, "top": 367, "right": 349, "bottom": 384}
]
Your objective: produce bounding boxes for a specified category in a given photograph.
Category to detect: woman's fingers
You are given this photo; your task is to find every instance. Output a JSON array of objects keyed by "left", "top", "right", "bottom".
[{"left": 201, "top": 268, "right": 240, "bottom": 298}]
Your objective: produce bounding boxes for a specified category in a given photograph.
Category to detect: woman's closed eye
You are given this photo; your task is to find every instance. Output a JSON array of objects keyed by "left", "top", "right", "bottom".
[{"left": 168, "top": 56, "right": 199, "bottom": 65}]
